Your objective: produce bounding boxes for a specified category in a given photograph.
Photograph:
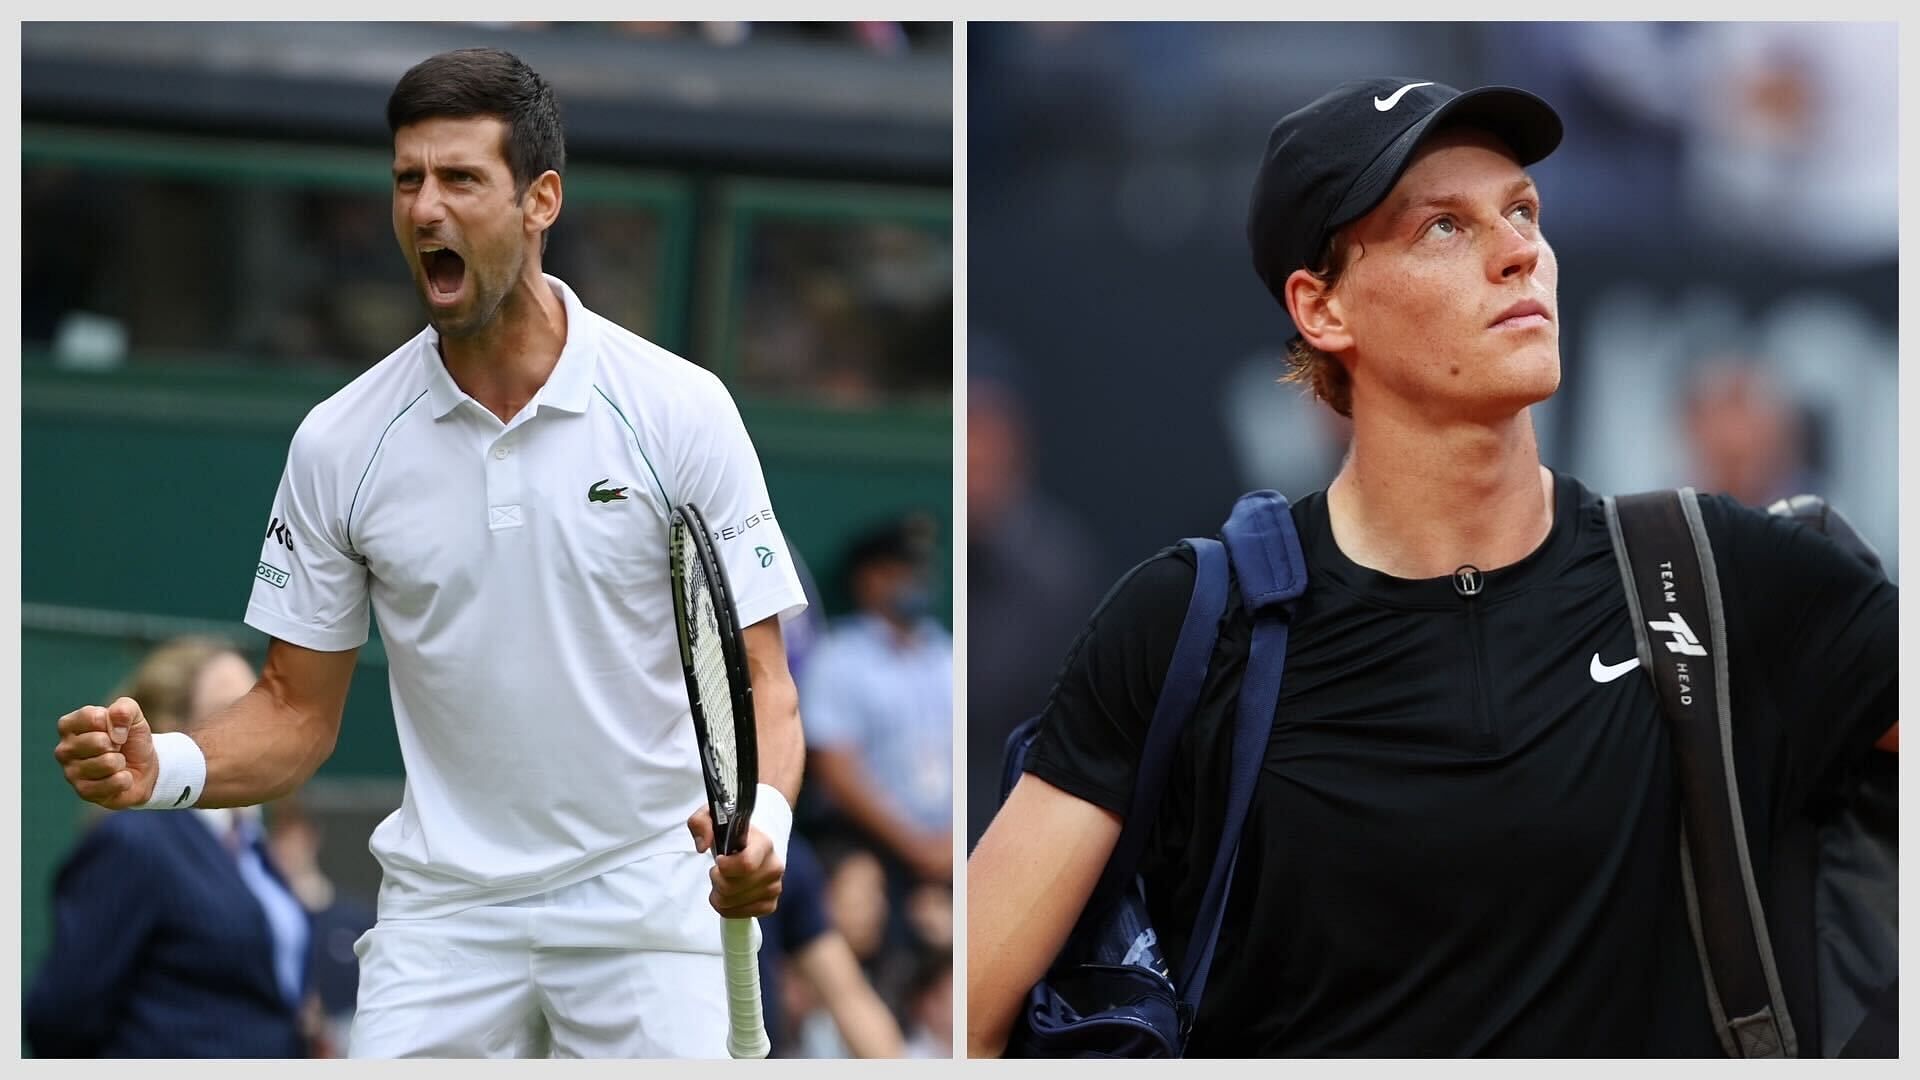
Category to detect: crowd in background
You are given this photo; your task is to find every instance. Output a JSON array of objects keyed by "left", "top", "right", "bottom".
[
  {"left": 22, "top": 19, "right": 952, "bottom": 409},
  {"left": 776, "top": 515, "right": 955, "bottom": 1057},
  {"left": 471, "top": 22, "right": 952, "bottom": 56},
  {"left": 22, "top": 161, "right": 949, "bottom": 412}
]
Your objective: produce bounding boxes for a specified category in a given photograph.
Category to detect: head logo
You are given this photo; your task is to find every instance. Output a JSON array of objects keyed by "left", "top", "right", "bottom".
[
  {"left": 1648, "top": 612, "right": 1707, "bottom": 656},
  {"left": 588, "top": 479, "right": 628, "bottom": 504},
  {"left": 754, "top": 546, "right": 775, "bottom": 568}
]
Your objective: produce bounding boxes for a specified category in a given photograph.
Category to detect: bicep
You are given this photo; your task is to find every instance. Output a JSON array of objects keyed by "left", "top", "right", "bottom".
[
  {"left": 258, "top": 637, "right": 360, "bottom": 735},
  {"left": 966, "top": 773, "right": 1123, "bottom": 1053},
  {"left": 741, "top": 618, "right": 796, "bottom": 701}
]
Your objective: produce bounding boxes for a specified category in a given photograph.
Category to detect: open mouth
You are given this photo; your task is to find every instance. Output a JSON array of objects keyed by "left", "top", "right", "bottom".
[{"left": 421, "top": 248, "right": 468, "bottom": 304}]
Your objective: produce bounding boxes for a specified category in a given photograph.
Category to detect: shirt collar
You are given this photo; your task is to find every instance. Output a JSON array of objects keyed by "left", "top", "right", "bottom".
[{"left": 419, "top": 273, "right": 599, "bottom": 420}]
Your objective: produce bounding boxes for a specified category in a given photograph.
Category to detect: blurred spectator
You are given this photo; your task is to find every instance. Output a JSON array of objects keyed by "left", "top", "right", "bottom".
[
  {"left": 903, "top": 878, "right": 953, "bottom": 952},
  {"left": 739, "top": 219, "right": 951, "bottom": 406},
  {"left": 605, "top": 21, "right": 946, "bottom": 53},
  {"left": 25, "top": 637, "right": 318, "bottom": 1058},
  {"left": 801, "top": 514, "right": 953, "bottom": 886},
  {"left": 965, "top": 355, "right": 1101, "bottom": 849},
  {"left": 759, "top": 834, "right": 906, "bottom": 1058},
  {"left": 826, "top": 846, "right": 893, "bottom": 964},
  {"left": 786, "top": 845, "right": 895, "bottom": 1057},
  {"left": 901, "top": 947, "right": 954, "bottom": 1058},
  {"left": 265, "top": 797, "right": 376, "bottom": 1057},
  {"left": 1479, "top": 23, "right": 1689, "bottom": 252},
  {"left": 1682, "top": 359, "right": 1814, "bottom": 509},
  {"left": 1678, "top": 22, "right": 1896, "bottom": 267}
]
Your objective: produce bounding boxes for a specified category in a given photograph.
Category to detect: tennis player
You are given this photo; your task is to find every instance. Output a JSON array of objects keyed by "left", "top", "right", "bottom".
[
  {"left": 51, "top": 47, "right": 808, "bottom": 1058},
  {"left": 969, "top": 77, "right": 1897, "bottom": 1056}
]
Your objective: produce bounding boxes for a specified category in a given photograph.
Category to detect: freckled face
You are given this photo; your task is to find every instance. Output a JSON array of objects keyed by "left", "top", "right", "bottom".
[{"left": 1334, "top": 127, "right": 1561, "bottom": 418}]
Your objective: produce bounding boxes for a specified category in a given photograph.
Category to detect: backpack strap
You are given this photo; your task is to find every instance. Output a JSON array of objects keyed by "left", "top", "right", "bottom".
[
  {"left": 1604, "top": 488, "right": 1797, "bottom": 1059},
  {"left": 1087, "top": 537, "right": 1232, "bottom": 907},
  {"left": 1178, "top": 490, "right": 1307, "bottom": 1010}
]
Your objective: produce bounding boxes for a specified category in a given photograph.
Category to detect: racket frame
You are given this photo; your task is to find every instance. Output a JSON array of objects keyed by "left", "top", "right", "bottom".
[{"left": 669, "top": 502, "right": 760, "bottom": 857}]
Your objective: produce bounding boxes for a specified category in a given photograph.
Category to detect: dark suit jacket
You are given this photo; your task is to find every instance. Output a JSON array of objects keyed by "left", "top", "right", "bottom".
[{"left": 25, "top": 809, "right": 313, "bottom": 1058}]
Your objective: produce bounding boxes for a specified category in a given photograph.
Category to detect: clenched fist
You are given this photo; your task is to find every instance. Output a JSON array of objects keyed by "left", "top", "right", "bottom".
[
  {"left": 54, "top": 698, "right": 158, "bottom": 810},
  {"left": 687, "top": 805, "right": 784, "bottom": 919}
]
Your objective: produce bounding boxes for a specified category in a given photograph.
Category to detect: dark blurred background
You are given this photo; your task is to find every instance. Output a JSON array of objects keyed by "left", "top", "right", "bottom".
[
  {"left": 966, "top": 21, "right": 1897, "bottom": 849},
  {"left": 21, "top": 20, "right": 951, "bottom": 1058}
]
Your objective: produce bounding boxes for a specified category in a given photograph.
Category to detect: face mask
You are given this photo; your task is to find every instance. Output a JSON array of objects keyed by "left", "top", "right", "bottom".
[{"left": 887, "top": 584, "right": 932, "bottom": 621}]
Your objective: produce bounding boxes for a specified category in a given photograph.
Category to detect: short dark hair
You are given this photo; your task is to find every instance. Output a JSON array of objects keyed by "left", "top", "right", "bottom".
[{"left": 386, "top": 47, "right": 565, "bottom": 198}]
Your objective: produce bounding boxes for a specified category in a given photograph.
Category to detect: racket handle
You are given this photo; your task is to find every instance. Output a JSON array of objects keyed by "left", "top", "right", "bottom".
[{"left": 721, "top": 916, "right": 769, "bottom": 1058}]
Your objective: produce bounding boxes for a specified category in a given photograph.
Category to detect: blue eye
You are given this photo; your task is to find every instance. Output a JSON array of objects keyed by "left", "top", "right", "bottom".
[{"left": 1427, "top": 217, "right": 1457, "bottom": 238}]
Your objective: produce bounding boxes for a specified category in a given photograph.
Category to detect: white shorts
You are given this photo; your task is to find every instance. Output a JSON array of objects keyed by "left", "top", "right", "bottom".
[{"left": 348, "top": 849, "right": 746, "bottom": 1058}]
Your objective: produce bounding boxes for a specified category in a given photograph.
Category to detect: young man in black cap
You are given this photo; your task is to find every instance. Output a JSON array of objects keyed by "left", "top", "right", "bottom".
[{"left": 967, "top": 78, "right": 1896, "bottom": 1056}]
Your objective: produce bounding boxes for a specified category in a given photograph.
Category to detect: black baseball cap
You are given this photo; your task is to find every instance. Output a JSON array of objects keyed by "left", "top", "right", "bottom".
[{"left": 1247, "top": 77, "right": 1563, "bottom": 307}]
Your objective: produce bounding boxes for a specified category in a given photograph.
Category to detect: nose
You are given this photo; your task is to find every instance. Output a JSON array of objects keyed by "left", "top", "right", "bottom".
[
  {"left": 407, "top": 176, "right": 445, "bottom": 230},
  {"left": 1490, "top": 217, "right": 1541, "bottom": 282}
]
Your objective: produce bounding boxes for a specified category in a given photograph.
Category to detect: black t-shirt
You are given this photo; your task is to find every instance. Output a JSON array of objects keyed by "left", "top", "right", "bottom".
[{"left": 1024, "top": 471, "right": 1895, "bottom": 1056}]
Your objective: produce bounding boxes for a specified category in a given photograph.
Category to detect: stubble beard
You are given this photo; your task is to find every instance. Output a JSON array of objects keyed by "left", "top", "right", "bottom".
[{"left": 424, "top": 254, "right": 518, "bottom": 342}]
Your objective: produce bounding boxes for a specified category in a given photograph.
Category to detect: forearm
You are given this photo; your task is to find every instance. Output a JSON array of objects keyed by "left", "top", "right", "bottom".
[
  {"left": 798, "top": 935, "right": 906, "bottom": 1058},
  {"left": 967, "top": 774, "right": 1123, "bottom": 1057},
  {"left": 810, "top": 748, "right": 932, "bottom": 858},
  {"left": 743, "top": 617, "right": 803, "bottom": 805},
  {"left": 755, "top": 668, "right": 804, "bottom": 806},
  {"left": 192, "top": 685, "right": 339, "bottom": 808}
]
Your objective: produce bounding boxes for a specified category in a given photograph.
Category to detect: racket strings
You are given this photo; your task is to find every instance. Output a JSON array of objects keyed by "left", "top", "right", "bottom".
[{"left": 687, "top": 557, "right": 742, "bottom": 818}]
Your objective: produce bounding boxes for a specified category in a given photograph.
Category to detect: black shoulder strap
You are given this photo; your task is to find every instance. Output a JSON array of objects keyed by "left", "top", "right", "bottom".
[{"left": 1603, "top": 488, "right": 1797, "bottom": 1058}]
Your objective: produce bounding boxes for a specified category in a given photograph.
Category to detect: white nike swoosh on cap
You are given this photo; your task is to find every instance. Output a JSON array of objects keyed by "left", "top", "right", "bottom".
[
  {"left": 1374, "top": 82, "right": 1435, "bottom": 112},
  {"left": 1590, "top": 653, "right": 1642, "bottom": 683}
]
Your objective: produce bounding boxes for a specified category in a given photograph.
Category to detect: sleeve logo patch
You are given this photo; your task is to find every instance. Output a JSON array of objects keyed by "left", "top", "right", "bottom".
[
  {"left": 256, "top": 560, "right": 290, "bottom": 589},
  {"left": 754, "top": 546, "right": 776, "bottom": 568}
]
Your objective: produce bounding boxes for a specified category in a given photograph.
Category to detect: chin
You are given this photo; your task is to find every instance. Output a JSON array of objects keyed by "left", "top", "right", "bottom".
[{"left": 1496, "top": 343, "right": 1562, "bottom": 403}]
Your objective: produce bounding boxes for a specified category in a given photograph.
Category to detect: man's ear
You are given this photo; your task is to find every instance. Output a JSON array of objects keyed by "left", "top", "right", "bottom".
[
  {"left": 1284, "top": 265, "right": 1353, "bottom": 355},
  {"left": 522, "top": 170, "right": 564, "bottom": 237}
]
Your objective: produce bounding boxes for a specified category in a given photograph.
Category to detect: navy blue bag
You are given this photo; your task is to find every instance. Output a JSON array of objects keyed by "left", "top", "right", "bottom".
[{"left": 998, "top": 491, "right": 1307, "bottom": 1057}]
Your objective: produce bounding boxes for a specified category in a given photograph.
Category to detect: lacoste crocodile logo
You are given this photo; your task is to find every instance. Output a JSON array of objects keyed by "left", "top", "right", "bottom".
[{"left": 588, "top": 479, "right": 629, "bottom": 504}]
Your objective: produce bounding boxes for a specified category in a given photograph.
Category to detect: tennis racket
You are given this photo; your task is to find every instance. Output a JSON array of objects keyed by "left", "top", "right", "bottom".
[{"left": 668, "top": 502, "right": 768, "bottom": 1059}]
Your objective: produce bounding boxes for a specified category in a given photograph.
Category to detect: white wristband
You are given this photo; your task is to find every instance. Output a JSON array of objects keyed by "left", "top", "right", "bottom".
[
  {"left": 753, "top": 783, "right": 793, "bottom": 868},
  {"left": 135, "top": 731, "right": 208, "bottom": 810}
]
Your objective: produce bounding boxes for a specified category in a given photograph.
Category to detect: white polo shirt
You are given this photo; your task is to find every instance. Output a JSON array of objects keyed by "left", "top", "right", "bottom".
[{"left": 245, "top": 275, "right": 806, "bottom": 924}]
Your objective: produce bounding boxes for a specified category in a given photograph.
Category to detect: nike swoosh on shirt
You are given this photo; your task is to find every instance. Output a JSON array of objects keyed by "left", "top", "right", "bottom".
[
  {"left": 1590, "top": 653, "right": 1642, "bottom": 683},
  {"left": 1373, "top": 82, "right": 1434, "bottom": 111}
]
